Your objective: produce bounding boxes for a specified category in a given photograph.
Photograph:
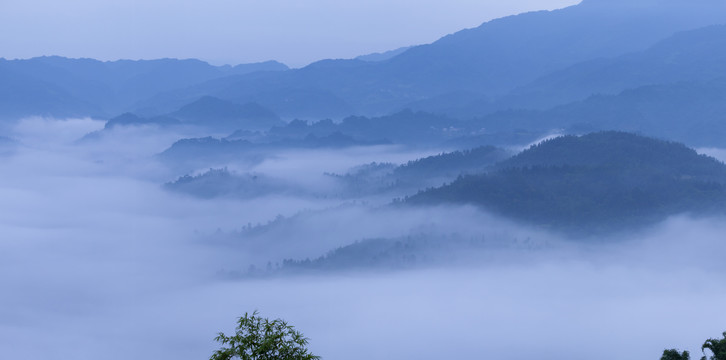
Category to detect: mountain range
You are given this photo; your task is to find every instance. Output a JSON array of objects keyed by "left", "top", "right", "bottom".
[
  {"left": 4, "top": 0, "right": 726, "bottom": 125},
  {"left": 0, "top": 57, "right": 287, "bottom": 120}
]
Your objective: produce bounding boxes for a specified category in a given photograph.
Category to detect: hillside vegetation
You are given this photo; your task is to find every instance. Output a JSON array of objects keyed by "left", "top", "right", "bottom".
[{"left": 409, "top": 132, "right": 726, "bottom": 232}]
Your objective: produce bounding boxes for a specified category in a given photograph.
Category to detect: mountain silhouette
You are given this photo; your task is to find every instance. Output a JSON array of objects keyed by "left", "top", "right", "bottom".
[
  {"left": 0, "top": 57, "right": 288, "bottom": 120},
  {"left": 3, "top": 0, "right": 726, "bottom": 121},
  {"left": 134, "top": 0, "right": 726, "bottom": 119},
  {"left": 409, "top": 131, "right": 726, "bottom": 232}
]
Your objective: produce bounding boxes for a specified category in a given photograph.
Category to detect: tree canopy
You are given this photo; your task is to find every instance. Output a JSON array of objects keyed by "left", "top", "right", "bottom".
[
  {"left": 701, "top": 332, "right": 726, "bottom": 360},
  {"left": 662, "top": 331, "right": 726, "bottom": 360},
  {"left": 210, "top": 311, "right": 320, "bottom": 360},
  {"left": 661, "top": 349, "right": 690, "bottom": 360},
  {"left": 408, "top": 132, "right": 726, "bottom": 233}
]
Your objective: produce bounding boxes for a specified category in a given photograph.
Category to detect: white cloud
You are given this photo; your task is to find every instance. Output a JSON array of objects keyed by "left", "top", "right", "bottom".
[{"left": 0, "top": 118, "right": 724, "bottom": 360}]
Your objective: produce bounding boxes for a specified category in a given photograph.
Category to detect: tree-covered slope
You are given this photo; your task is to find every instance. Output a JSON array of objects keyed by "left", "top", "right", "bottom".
[
  {"left": 476, "top": 78, "right": 726, "bottom": 147},
  {"left": 164, "top": 168, "right": 299, "bottom": 199},
  {"left": 171, "top": 96, "right": 283, "bottom": 131},
  {"left": 331, "top": 145, "right": 511, "bottom": 196},
  {"left": 408, "top": 132, "right": 726, "bottom": 232},
  {"left": 394, "top": 146, "right": 510, "bottom": 181},
  {"left": 274, "top": 235, "right": 498, "bottom": 274},
  {"left": 266, "top": 110, "right": 462, "bottom": 145},
  {"left": 499, "top": 24, "right": 726, "bottom": 111},
  {"left": 164, "top": 144, "right": 509, "bottom": 200}
]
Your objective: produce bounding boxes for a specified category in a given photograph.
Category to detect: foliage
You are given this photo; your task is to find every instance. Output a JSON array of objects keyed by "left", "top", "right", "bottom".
[
  {"left": 701, "top": 332, "right": 726, "bottom": 360},
  {"left": 330, "top": 145, "right": 509, "bottom": 197},
  {"left": 409, "top": 132, "right": 726, "bottom": 233},
  {"left": 165, "top": 168, "right": 292, "bottom": 199},
  {"left": 272, "top": 232, "right": 535, "bottom": 275},
  {"left": 210, "top": 311, "right": 320, "bottom": 360},
  {"left": 267, "top": 110, "right": 462, "bottom": 145},
  {"left": 393, "top": 145, "right": 508, "bottom": 181},
  {"left": 662, "top": 331, "right": 726, "bottom": 360},
  {"left": 662, "top": 349, "right": 690, "bottom": 360}
]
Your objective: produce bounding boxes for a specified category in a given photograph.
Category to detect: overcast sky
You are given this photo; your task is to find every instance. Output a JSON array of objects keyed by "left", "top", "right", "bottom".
[{"left": 0, "top": 0, "right": 580, "bottom": 67}]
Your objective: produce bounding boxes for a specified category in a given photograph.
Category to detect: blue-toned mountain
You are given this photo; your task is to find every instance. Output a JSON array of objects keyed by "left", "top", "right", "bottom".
[
  {"left": 137, "top": 0, "right": 726, "bottom": 119},
  {"left": 0, "top": 57, "right": 288, "bottom": 120},
  {"left": 4, "top": 0, "right": 726, "bottom": 122},
  {"left": 496, "top": 24, "right": 726, "bottom": 111},
  {"left": 409, "top": 132, "right": 726, "bottom": 233}
]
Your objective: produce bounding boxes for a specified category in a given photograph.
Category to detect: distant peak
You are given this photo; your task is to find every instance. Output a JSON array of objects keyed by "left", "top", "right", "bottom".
[
  {"left": 579, "top": 0, "right": 719, "bottom": 6},
  {"left": 355, "top": 46, "right": 412, "bottom": 62}
]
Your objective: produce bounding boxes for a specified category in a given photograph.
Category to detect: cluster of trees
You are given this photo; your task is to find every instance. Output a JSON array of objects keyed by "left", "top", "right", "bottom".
[
  {"left": 409, "top": 132, "right": 726, "bottom": 233},
  {"left": 330, "top": 145, "right": 509, "bottom": 197},
  {"left": 210, "top": 312, "right": 725, "bottom": 360},
  {"left": 165, "top": 168, "right": 297, "bottom": 200},
  {"left": 266, "top": 110, "right": 463, "bottom": 145},
  {"left": 210, "top": 312, "right": 320, "bottom": 360},
  {"left": 259, "top": 233, "right": 530, "bottom": 275},
  {"left": 393, "top": 145, "right": 508, "bottom": 181},
  {"left": 662, "top": 332, "right": 726, "bottom": 360},
  {"left": 278, "top": 237, "right": 430, "bottom": 273}
]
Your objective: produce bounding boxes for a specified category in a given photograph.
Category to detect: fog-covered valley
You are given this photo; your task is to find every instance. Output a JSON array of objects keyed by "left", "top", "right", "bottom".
[
  {"left": 0, "top": 115, "right": 724, "bottom": 360},
  {"left": 5, "top": 0, "right": 726, "bottom": 359}
]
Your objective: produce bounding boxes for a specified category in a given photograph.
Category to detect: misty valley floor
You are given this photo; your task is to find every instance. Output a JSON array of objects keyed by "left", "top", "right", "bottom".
[
  {"left": 8, "top": 0, "right": 726, "bottom": 358},
  {"left": 0, "top": 118, "right": 725, "bottom": 360}
]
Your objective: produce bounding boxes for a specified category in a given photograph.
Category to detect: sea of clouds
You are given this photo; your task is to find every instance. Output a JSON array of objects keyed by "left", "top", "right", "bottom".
[{"left": 1, "top": 118, "right": 724, "bottom": 360}]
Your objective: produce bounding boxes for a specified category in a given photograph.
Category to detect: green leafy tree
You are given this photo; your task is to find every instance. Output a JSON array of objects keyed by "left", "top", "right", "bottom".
[
  {"left": 662, "top": 349, "right": 690, "bottom": 360},
  {"left": 701, "top": 332, "right": 726, "bottom": 360},
  {"left": 210, "top": 311, "right": 321, "bottom": 360}
]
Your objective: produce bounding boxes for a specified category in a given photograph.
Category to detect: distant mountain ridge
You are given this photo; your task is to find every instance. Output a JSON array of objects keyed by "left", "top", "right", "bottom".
[
  {"left": 4, "top": 0, "right": 726, "bottom": 121},
  {"left": 93, "top": 96, "right": 283, "bottom": 139},
  {"left": 171, "top": 96, "right": 283, "bottom": 131},
  {"left": 354, "top": 47, "right": 412, "bottom": 62},
  {"left": 472, "top": 78, "right": 726, "bottom": 147},
  {"left": 494, "top": 24, "right": 726, "bottom": 111},
  {"left": 0, "top": 57, "right": 288, "bottom": 120}
]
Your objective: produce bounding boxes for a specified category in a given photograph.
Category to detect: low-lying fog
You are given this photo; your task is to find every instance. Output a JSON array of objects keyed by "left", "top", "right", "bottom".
[{"left": 1, "top": 118, "right": 725, "bottom": 360}]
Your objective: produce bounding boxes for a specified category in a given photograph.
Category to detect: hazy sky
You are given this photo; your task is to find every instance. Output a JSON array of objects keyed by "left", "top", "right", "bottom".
[{"left": 0, "top": 0, "right": 580, "bottom": 67}]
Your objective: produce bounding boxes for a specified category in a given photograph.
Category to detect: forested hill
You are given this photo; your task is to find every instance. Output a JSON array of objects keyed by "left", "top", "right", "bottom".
[
  {"left": 499, "top": 132, "right": 726, "bottom": 180},
  {"left": 408, "top": 132, "right": 726, "bottom": 233},
  {"left": 329, "top": 145, "right": 511, "bottom": 197}
]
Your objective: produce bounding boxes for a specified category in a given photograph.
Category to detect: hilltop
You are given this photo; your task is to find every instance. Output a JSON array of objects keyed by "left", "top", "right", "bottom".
[{"left": 408, "top": 132, "right": 726, "bottom": 233}]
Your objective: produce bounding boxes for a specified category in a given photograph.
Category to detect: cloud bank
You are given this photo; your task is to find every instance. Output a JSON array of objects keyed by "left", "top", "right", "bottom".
[{"left": 0, "top": 118, "right": 724, "bottom": 360}]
